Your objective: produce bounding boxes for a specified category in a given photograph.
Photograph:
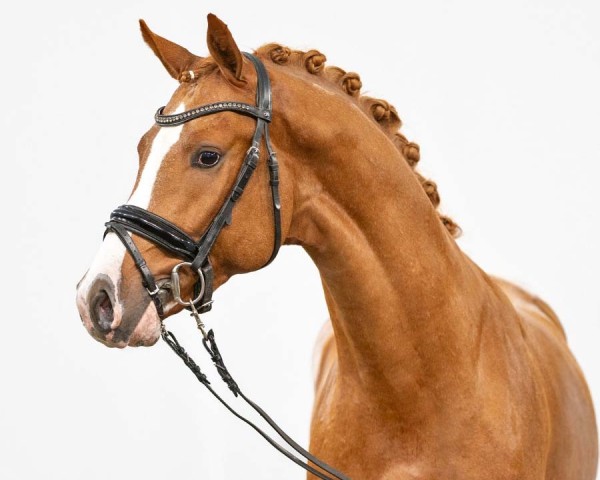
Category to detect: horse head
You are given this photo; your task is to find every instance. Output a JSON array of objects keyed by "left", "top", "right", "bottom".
[
  {"left": 75, "top": 15, "right": 298, "bottom": 347},
  {"left": 76, "top": 14, "right": 453, "bottom": 349}
]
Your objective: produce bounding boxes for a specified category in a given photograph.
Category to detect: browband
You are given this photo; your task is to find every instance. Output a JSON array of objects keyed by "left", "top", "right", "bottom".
[{"left": 155, "top": 101, "right": 271, "bottom": 126}]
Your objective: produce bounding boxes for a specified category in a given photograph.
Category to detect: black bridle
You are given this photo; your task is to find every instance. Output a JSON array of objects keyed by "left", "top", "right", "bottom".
[
  {"left": 104, "top": 53, "right": 349, "bottom": 480},
  {"left": 106, "top": 52, "right": 281, "bottom": 317}
]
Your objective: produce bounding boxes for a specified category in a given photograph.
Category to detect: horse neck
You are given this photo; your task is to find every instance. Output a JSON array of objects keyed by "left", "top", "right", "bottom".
[{"left": 283, "top": 98, "right": 502, "bottom": 414}]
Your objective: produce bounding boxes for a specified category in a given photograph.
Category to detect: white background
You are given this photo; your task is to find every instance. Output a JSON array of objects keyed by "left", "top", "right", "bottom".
[{"left": 1, "top": 0, "right": 598, "bottom": 478}]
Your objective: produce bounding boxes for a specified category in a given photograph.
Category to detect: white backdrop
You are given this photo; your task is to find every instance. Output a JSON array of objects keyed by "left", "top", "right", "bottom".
[{"left": 1, "top": 0, "right": 598, "bottom": 478}]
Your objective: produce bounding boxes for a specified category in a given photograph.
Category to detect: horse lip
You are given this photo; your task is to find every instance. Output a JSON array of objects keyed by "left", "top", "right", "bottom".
[{"left": 90, "top": 329, "right": 128, "bottom": 349}]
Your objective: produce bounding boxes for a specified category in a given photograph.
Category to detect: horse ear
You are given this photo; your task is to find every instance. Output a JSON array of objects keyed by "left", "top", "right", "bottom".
[
  {"left": 139, "top": 19, "right": 201, "bottom": 80},
  {"left": 206, "top": 13, "right": 246, "bottom": 86}
]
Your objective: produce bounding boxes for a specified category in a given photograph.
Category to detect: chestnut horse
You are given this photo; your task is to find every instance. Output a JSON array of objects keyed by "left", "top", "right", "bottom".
[{"left": 75, "top": 14, "right": 597, "bottom": 479}]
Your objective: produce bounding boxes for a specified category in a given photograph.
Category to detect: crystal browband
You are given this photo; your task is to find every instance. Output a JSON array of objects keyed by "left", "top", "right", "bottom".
[{"left": 155, "top": 102, "right": 271, "bottom": 127}]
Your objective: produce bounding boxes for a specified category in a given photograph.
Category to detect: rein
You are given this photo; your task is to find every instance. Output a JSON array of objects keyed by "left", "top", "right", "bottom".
[{"left": 104, "top": 53, "right": 349, "bottom": 480}]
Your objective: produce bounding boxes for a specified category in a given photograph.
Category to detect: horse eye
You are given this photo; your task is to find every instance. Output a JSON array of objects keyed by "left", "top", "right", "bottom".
[{"left": 193, "top": 150, "right": 221, "bottom": 168}]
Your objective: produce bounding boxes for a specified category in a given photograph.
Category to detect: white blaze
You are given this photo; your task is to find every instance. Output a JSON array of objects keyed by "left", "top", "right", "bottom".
[
  {"left": 76, "top": 103, "right": 186, "bottom": 334},
  {"left": 129, "top": 104, "right": 185, "bottom": 207}
]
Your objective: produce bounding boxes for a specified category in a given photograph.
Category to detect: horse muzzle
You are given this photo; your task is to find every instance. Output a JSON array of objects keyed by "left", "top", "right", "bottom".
[{"left": 76, "top": 271, "right": 163, "bottom": 348}]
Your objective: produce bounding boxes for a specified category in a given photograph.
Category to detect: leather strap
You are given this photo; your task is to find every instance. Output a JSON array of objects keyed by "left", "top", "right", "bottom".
[
  {"left": 162, "top": 326, "right": 350, "bottom": 480},
  {"left": 109, "top": 205, "right": 197, "bottom": 260},
  {"left": 107, "top": 53, "right": 282, "bottom": 314},
  {"left": 202, "top": 329, "right": 348, "bottom": 479},
  {"left": 105, "top": 223, "right": 164, "bottom": 317},
  {"left": 245, "top": 53, "right": 281, "bottom": 266},
  {"left": 155, "top": 101, "right": 271, "bottom": 126},
  {"left": 198, "top": 260, "right": 214, "bottom": 313},
  {"left": 190, "top": 145, "right": 260, "bottom": 271},
  {"left": 264, "top": 130, "right": 281, "bottom": 265},
  {"left": 107, "top": 207, "right": 216, "bottom": 313}
]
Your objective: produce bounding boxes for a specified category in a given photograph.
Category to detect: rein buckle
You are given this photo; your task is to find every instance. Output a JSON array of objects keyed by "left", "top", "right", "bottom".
[{"left": 189, "top": 301, "right": 208, "bottom": 340}]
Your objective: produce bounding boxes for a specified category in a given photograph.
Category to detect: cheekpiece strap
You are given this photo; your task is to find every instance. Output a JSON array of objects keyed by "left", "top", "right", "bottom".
[{"left": 104, "top": 222, "right": 164, "bottom": 317}]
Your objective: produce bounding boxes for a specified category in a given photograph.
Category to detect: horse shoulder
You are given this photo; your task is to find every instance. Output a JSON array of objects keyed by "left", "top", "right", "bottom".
[{"left": 492, "top": 276, "right": 598, "bottom": 478}]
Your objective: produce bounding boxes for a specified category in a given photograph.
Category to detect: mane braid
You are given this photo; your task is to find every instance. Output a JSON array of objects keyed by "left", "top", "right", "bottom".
[{"left": 255, "top": 43, "right": 461, "bottom": 238}]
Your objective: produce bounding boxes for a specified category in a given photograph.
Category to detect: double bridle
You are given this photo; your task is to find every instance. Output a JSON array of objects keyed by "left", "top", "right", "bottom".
[{"left": 104, "top": 53, "right": 349, "bottom": 480}]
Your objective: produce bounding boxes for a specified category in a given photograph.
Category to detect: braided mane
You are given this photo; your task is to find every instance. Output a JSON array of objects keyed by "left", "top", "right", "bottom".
[
  {"left": 183, "top": 44, "right": 460, "bottom": 237},
  {"left": 255, "top": 44, "right": 460, "bottom": 237}
]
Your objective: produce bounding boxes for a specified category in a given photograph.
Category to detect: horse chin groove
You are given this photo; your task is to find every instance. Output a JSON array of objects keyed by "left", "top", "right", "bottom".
[{"left": 128, "top": 333, "right": 161, "bottom": 348}]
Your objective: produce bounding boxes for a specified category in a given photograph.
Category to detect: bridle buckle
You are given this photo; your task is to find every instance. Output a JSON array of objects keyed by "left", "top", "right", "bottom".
[{"left": 146, "top": 285, "right": 160, "bottom": 296}]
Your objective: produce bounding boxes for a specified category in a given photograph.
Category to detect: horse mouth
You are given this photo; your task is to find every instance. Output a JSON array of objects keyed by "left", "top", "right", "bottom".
[{"left": 78, "top": 274, "right": 166, "bottom": 348}]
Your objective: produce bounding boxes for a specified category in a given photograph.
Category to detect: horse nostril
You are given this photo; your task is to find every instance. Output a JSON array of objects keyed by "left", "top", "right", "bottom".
[{"left": 92, "top": 290, "right": 114, "bottom": 332}]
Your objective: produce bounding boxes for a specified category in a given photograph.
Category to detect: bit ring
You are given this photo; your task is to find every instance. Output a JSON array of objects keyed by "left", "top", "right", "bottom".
[{"left": 171, "top": 262, "right": 205, "bottom": 306}]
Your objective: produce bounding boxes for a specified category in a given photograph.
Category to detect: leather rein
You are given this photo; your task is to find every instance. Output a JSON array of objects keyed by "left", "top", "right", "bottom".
[{"left": 104, "top": 53, "right": 349, "bottom": 480}]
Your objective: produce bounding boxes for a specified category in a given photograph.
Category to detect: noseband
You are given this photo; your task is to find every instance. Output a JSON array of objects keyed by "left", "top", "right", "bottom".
[
  {"left": 103, "top": 53, "right": 349, "bottom": 480},
  {"left": 105, "top": 52, "right": 281, "bottom": 317}
]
